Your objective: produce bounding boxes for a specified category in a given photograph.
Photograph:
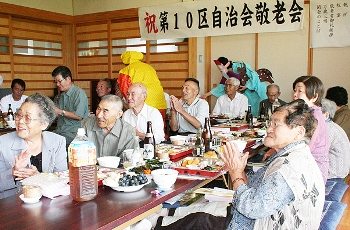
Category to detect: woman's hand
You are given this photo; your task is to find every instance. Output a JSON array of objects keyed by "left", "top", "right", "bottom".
[
  {"left": 13, "top": 165, "right": 40, "bottom": 180},
  {"left": 219, "top": 141, "right": 249, "bottom": 174},
  {"left": 13, "top": 150, "right": 31, "bottom": 171}
]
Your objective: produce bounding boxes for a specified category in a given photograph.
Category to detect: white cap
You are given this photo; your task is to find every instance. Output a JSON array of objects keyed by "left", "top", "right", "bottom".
[{"left": 77, "top": 128, "right": 86, "bottom": 136}]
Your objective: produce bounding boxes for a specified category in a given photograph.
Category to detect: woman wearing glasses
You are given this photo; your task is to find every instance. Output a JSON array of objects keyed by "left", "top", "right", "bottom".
[
  {"left": 152, "top": 100, "right": 324, "bottom": 230},
  {"left": 0, "top": 93, "right": 67, "bottom": 199}
]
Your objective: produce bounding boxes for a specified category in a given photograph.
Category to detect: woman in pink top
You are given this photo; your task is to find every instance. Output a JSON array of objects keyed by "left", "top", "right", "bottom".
[{"left": 293, "top": 76, "right": 329, "bottom": 184}]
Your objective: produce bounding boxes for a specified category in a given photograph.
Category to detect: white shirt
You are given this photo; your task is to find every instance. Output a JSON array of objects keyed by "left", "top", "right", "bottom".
[
  {"left": 0, "top": 94, "right": 28, "bottom": 113},
  {"left": 123, "top": 103, "right": 165, "bottom": 144},
  {"left": 212, "top": 93, "right": 248, "bottom": 117},
  {"left": 176, "top": 97, "right": 209, "bottom": 134}
]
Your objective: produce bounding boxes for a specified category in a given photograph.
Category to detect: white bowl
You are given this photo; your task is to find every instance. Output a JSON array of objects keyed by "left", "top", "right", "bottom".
[
  {"left": 151, "top": 169, "right": 178, "bottom": 190},
  {"left": 257, "top": 129, "right": 267, "bottom": 137},
  {"left": 170, "top": 135, "right": 187, "bottom": 145},
  {"left": 19, "top": 194, "right": 42, "bottom": 204},
  {"left": 97, "top": 156, "right": 120, "bottom": 168}
]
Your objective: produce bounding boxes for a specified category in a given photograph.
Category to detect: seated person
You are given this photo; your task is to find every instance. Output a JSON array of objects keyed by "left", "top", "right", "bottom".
[
  {"left": 91, "top": 78, "right": 113, "bottom": 114},
  {"left": 325, "top": 86, "right": 350, "bottom": 139},
  {"left": 154, "top": 99, "right": 325, "bottom": 230},
  {"left": 0, "top": 78, "right": 28, "bottom": 116},
  {"left": 82, "top": 94, "right": 138, "bottom": 158},
  {"left": 212, "top": 78, "right": 248, "bottom": 118},
  {"left": 169, "top": 78, "right": 209, "bottom": 135},
  {"left": 321, "top": 98, "right": 350, "bottom": 180},
  {"left": 123, "top": 83, "right": 165, "bottom": 145},
  {"left": 259, "top": 84, "right": 286, "bottom": 115},
  {"left": 0, "top": 93, "right": 67, "bottom": 199}
]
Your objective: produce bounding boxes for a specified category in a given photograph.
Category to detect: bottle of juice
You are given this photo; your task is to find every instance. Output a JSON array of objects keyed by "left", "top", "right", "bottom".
[{"left": 68, "top": 128, "right": 98, "bottom": 202}]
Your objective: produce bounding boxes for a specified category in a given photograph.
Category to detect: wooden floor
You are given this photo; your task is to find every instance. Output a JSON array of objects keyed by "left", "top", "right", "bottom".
[{"left": 336, "top": 176, "right": 350, "bottom": 230}]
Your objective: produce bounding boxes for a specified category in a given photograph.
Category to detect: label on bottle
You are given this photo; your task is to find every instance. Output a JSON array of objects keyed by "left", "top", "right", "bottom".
[
  {"left": 144, "top": 143, "right": 155, "bottom": 159},
  {"left": 8, "top": 114, "right": 13, "bottom": 121}
]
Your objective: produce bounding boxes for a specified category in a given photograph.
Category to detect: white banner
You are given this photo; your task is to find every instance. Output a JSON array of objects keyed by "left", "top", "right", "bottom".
[
  {"left": 139, "top": 0, "right": 305, "bottom": 40},
  {"left": 310, "top": 0, "right": 350, "bottom": 48}
]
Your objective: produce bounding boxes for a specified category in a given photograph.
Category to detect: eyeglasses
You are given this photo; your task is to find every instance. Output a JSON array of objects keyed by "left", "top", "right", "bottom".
[
  {"left": 14, "top": 113, "right": 40, "bottom": 124},
  {"left": 265, "top": 120, "right": 285, "bottom": 128},
  {"left": 54, "top": 78, "right": 65, "bottom": 84},
  {"left": 224, "top": 84, "right": 234, "bottom": 87}
]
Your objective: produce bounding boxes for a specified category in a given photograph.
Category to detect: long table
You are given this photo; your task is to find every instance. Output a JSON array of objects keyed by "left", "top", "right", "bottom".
[{"left": 0, "top": 177, "right": 214, "bottom": 229}]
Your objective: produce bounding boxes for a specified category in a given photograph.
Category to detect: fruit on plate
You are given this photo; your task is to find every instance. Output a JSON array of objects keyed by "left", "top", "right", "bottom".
[
  {"left": 203, "top": 151, "right": 218, "bottom": 158},
  {"left": 118, "top": 173, "right": 148, "bottom": 187}
]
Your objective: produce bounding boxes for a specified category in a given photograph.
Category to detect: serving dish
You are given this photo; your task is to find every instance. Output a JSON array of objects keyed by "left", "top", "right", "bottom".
[
  {"left": 215, "top": 118, "right": 230, "bottom": 124},
  {"left": 102, "top": 174, "right": 152, "bottom": 192}
]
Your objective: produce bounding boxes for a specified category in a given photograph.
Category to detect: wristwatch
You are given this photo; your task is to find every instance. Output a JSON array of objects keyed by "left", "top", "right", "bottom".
[{"left": 61, "top": 110, "right": 66, "bottom": 117}]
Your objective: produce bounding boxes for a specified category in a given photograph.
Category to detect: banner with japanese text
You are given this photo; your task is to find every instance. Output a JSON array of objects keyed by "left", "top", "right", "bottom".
[
  {"left": 139, "top": 0, "right": 304, "bottom": 40},
  {"left": 310, "top": 0, "right": 350, "bottom": 48}
]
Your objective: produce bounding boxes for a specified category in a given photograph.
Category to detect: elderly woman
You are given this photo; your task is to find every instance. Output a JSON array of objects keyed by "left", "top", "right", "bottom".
[
  {"left": 321, "top": 98, "right": 350, "bottom": 180},
  {"left": 0, "top": 93, "right": 67, "bottom": 199},
  {"left": 153, "top": 100, "right": 325, "bottom": 230}
]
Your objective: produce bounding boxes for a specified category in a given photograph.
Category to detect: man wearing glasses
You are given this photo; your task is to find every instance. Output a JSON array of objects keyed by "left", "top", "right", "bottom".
[
  {"left": 212, "top": 78, "right": 248, "bottom": 118},
  {"left": 52, "top": 66, "right": 89, "bottom": 146}
]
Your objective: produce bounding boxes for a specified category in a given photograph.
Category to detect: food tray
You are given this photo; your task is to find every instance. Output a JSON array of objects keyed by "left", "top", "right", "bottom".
[
  {"left": 156, "top": 144, "right": 193, "bottom": 160},
  {"left": 216, "top": 123, "right": 249, "bottom": 131},
  {"left": 172, "top": 157, "right": 226, "bottom": 177}
]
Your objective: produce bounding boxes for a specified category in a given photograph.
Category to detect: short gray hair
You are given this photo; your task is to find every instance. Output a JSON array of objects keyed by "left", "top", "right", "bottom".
[
  {"left": 226, "top": 78, "right": 240, "bottom": 86},
  {"left": 25, "top": 93, "right": 57, "bottom": 128},
  {"left": 101, "top": 94, "right": 123, "bottom": 111},
  {"left": 321, "top": 98, "right": 337, "bottom": 119},
  {"left": 267, "top": 84, "right": 281, "bottom": 92},
  {"left": 132, "top": 82, "right": 148, "bottom": 96}
]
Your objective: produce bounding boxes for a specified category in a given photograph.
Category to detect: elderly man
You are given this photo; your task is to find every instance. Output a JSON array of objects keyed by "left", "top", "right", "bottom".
[
  {"left": 326, "top": 86, "right": 350, "bottom": 140},
  {"left": 259, "top": 84, "right": 286, "bottom": 115},
  {"left": 82, "top": 95, "right": 138, "bottom": 157},
  {"left": 92, "top": 78, "right": 112, "bottom": 114},
  {"left": 170, "top": 78, "right": 209, "bottom": 134},
  {"left": 52, "top": 66, "right": 89, "bottom": 145},
  {"left": 123, "top": 83, "right": 165, "bottom": 144},
  {"left": 0, "top": 78, "right": 28, "bottom": 116},
  {"left": 212, "top": 78, "right": 248, "bottom": 118},
  {"left": 321, "top": 98, "right": 350, "bottom": 180}
]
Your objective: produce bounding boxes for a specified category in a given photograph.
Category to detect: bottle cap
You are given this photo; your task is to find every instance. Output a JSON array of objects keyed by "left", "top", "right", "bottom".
[{"left": 77, "top": 128, "right": 86, "bottom": 136}]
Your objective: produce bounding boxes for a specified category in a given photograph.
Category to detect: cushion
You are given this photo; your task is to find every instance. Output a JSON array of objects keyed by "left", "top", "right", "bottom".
[
  {"left": 319, "top": 201, "right": 346, "bottom": 230},
  {"left": 325, "top": 180, "right": 349, "bottom": 202}
]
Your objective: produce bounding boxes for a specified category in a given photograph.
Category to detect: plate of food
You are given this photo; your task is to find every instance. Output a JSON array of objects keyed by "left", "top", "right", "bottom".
[{"left": 103, "top": 172, "right": 152, "bottom": 192}]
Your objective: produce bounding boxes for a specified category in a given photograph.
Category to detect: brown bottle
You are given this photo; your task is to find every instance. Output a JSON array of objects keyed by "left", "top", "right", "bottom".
[
  {"left": 144, "top": 121, "right": 155, "bottom": 159},
  {"left": 7, "top": 104, "right": 14, "bottom": 121},
  {"left": 259, "top": 102, "right": 266, "bottom": 121},
  {"left": 246, "top": 105, "right": 252, "bottom": 123},
  {"left": 202, "top": 117, "right": 212, "bottom": 152},
  {"left": 0, "top": 110, "right": 4, "bottom": 128}
]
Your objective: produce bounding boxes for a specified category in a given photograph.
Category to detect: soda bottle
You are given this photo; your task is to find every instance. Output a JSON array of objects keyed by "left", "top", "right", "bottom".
[
  {"left": 144, "top": 121, "right": 156, "bottom": 159},
  {"left": 7, "top": 104, "right": 14, "bottom": 121},
  {"left": 68, "top": 128, "right": 98, "bottom": 202},
  {"left": 202, "top": 117, "right": 212, "bottom": 152}
]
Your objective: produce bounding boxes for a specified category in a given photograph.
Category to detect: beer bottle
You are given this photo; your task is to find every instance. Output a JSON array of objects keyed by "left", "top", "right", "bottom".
[
  {"left": 202, "top": 117, "right": 212, "bottom": 152},
  {"left": 259, "top": 102, "right": 266, "bottom": 121},
  {"left": 144, "top": 121, "right": 156, "bottom": 159},
  {"left": 272, "top": 99, "right": 281, "bottom": 113},
  {"left": 0, "top": 110, "right": 4, "bottom": 129},
  {"left": 246, "top": 105, "right": 252, "bottom": 124},
  {"left": 193, "top": 127, "right": 204, "bottom": 157},
  {"left": 7, "top": 104, "right": 14, "bottom": 121}
]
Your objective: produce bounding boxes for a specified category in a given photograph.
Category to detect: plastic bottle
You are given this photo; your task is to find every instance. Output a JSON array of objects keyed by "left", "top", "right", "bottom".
[
  {"left": 7, "top": 104, "right": 14, "bottom": 121},
  {"left": 68, "top": 128, "right": 98, "bottom": 202},
  {"left": 132, "top": 136, "right": 143, "bottom": 166},
  {"left": 202, "top": 117, "right": 212, "bottom": 152},
  {"left": 193, "top": 127, "right": 204, "bottom": 157},
  {"left": 144, "top": 121, "right": 155, "bottom": 159},
  {"left": 272, "top": 99, "right": 281, "bottom": 113}
]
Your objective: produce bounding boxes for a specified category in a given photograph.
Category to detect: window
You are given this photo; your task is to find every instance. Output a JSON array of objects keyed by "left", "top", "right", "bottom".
[{"left": 13, "top": 38, "right": 62, "bottom": 57}]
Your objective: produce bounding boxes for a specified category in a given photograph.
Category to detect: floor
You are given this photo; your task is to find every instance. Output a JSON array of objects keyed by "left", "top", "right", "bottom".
[{"left": 336, "top": 176, "right": 350, "bottom": 230}]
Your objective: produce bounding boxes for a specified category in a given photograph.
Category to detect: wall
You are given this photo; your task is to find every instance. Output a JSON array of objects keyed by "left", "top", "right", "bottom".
[{"left": 0, "top": 0, "right": 73, "bottom": 15}]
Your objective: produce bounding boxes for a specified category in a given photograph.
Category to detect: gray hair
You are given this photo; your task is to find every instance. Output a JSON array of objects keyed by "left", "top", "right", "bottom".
[
  {"left": 226, "top": 78, "right": 240, "bottom": 86},
  {"left": 99, "top": 78, "right": 112, "bottom": 89},
  {"left": 321, "top": 98, "right": 337, "bottom": 119},
  {"left": 25, "top": 93, "right": 57, "bottom": 128},
  {"left": 267, "top": 84, "right": 281, "bottom": 92},
  {"left": 132, "top": 82, "right": 148, "bottom": 96},
  {"left": 101, "top": 94, "right": 123, "bottom": 111}
]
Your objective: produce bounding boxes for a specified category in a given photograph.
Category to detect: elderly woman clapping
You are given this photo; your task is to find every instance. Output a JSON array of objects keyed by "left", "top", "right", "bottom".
[
  {"left": 0, "top": 93, "right": 67, "bottom": 199},
  {"left": 220, "top": 99, "right": 325, "bottom": 229}
]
